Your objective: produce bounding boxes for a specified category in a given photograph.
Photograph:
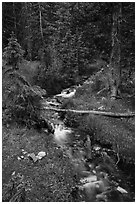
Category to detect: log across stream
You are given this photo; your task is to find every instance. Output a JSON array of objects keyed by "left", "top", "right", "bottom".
[{"left": 40, "top": 88, "right": 135, "bottom": 202}]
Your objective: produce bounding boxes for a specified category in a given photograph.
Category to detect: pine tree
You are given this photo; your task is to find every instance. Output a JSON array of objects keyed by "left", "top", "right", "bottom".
[{"left": 3, "top": 32, "right": 25, "bottom": 69}]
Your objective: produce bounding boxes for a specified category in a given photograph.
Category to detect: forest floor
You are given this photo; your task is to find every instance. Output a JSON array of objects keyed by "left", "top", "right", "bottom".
[{"left": 2, "top": 125, "right": 78, "bottom": 202}]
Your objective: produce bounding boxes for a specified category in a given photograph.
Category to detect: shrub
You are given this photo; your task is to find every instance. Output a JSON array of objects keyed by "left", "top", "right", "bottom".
[
  {"left": 59, "top": 98, "right": 81, "bottom": 127},
  {"left": 61, "top": 98, "right": 75, "bottom": 110},
  {"left": 2, "top": 70, "right": 42, "bottom": 128},
  {"left": 78, "top": 114, "right": 135, "bottom": 163},
  {"left": 60, "top": 93, "right": 135, "bottom": 163}
]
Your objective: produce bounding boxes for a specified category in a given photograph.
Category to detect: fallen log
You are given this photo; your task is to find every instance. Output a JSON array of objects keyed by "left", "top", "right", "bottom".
[{"left": 41, "top": 107, "right": 135, "bottom": 118}]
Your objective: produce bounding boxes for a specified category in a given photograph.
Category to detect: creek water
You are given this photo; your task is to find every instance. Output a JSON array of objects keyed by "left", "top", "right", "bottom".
[{"left": 42, "top": 87, "right": 135, "bottom": 202}]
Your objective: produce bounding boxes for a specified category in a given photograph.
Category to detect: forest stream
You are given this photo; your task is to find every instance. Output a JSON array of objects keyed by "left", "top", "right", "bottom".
[
  {"left": 3, "top": 2, "right": 135, "bottom": 201},
  {"left": 40, "top": 86, "right": 135, "bottom": 202},
  {"left": 2, "top": 84, "right": 135, "bottom": 202}
]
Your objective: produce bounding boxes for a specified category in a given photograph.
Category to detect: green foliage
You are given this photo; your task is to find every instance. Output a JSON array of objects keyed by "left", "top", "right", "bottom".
[
  {"left": 2, "top": 2, "right": 135, "bottom": 93},
  {"left": 60, "top": 99, "right": 76, "bottom": 123},
  {"left": 35, "top": 44, "right": 65, "bottom": 95},
  {"left": 60, "top": 83, "right": 134, "bottom": 164},
  {"left": 2, "top": 70, "right": 41, "bottom": 127},
  {"left": 3, "top": 32, "right": 25, "bottom": 69},
  {"left": 61, "top": 98, "right": 75, "bottom": 109},
  {"left": 60, "top": 99, "right": 83, "bottom": 127},
  {"left": 79, "top": 115, "right": 102, "bottom": 138}
]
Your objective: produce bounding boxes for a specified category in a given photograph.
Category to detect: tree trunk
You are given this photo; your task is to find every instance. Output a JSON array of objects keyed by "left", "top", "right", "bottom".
[
  {"left": 76, "top": 27, "right": 79, "bottom": 74},
  {"left": 39, "top": 106, "right": 135, "bottom": 118},
  {"left": 109, "top": 3, "right": 122, "bottom": 99},
  {"left": 38, "top": 3, "right": 44, "bottom": 44},
  {"left": 13, "top": 3, "right": 17, "bottom": 35},
  {"left": 24, "top": 3, "right": 32, "bottom": 61}
]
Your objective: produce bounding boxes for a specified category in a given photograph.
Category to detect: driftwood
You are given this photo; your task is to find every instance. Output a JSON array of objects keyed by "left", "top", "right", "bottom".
[{"left": 41, "top": 106, "right": 135, "bottom": 118}]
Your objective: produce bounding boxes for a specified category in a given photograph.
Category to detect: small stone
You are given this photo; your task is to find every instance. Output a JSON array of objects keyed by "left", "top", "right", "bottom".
[
  {"left": 36, "top": 155, "right": 42, "bottom": 160},
  {"left": 37, "top": 151, "right": 46, "bottom": 157},
  {"left": 93, "top": 146, "right": 101, "bottom": 151},
  {"left": 98, "top": 106, "right": 105, "bottom": 110},
  {"left": 43, "top": 129, "right": 48, "bottom": 133},
  {"left": 80, "top": 175, "right": 97, "bottom": 184},
  {"left": 28, "top": 153, "right": 38, "bottom": 163},
  {"left": 12, "top": 171, "right": 16, "bottom": 175},
  {"left": 117, "top": 186, "right": 128, "bottom": 194},
  {"left": 96, "top": 193, "right": 107, "bottom": 201},
  {"left": 22, "top": 149, "right": 27, "bottom": 154}
]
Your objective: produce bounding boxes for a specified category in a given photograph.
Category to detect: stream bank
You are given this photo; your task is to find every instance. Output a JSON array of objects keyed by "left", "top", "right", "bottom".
[
  {"left": 2, "top": 82, "right": 135, "bottom": 202},
  {"left": 40, "top": 85, "right": 135, "bottom": 202}
]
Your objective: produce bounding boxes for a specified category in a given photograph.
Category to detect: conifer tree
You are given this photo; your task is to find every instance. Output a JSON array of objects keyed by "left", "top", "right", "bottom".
[{"left": 3, "top": 32, "right": 25, "bottom": 69}]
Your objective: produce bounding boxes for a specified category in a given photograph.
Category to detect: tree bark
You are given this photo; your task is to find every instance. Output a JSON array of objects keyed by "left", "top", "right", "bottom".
[
  {"left": 24, "top": 3, "right": 32, "bottom": 60},
  {"left": 38, "top": 3, "right": 44, "bottom": 44},
  {"left": 13, "top": 3, "right": 17, "bottom": 35},
  {"left": 109, "top": 3, "right": 122, "bottom": 99}
]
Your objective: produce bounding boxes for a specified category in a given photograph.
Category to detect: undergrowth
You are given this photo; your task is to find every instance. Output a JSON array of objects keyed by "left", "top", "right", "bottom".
[
  {"left": 61, "top": 85, "right": 135, "bottom": 164},
  {"left": 2, "top": 68, "right": 42, "bottom": 128},
  {"left": 2, "top": 126, "right": 78, "bottom": 202}
]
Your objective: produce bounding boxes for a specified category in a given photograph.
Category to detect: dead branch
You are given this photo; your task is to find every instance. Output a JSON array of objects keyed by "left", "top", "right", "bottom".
[{"left": 96, "top": 87, "right": 109, "bottom": 95}]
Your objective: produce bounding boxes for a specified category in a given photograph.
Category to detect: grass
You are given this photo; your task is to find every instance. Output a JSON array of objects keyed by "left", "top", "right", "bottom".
[
  {"left": 2, "top": 125, "right": 79, "bottom": 202},
  {"left": 62, "top": 82, "right": 135, "bottom": 164}
]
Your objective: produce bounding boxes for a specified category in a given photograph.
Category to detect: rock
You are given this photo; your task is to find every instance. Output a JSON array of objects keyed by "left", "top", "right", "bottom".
[
  {"left": 12, "top": 171, "right": 16, "bottom": 176},
  {"left": 93, "top": 145, "right": 101, "bottom": 151},
  {"left": 21, "top": 149, "right": 27, "bottom": 155},
  {"left": 80, "top": 175, "right": 97, "bottom": 184},
  {"left": 96, "top": 193, "right": 107, "bottom": 201},
  {"left": 94, "top": 177, "right": 110, "bottom": 194},
  {"left": 80, "top": 182, "right": 97, "bottom": 201},
  {"left": 36, "top": 151, "right": 46, "bottom": 160},
  {"left": 28, "top": 153, "right": 38, "bottom": 163},
  {"left": 36, "top": 155, "right": 42, "bottom": 160},
  {"left": 55, "top": 89, "right": 76, "bottom": 98},
  {"left": 117, "top": 186, "right": 128, "bottom": 194},
  {"left": 95, "top": 180, "right": 107, "bottom": 193},
  {"left": 98, "top": 105, "right": 105, "bottom": 110}
]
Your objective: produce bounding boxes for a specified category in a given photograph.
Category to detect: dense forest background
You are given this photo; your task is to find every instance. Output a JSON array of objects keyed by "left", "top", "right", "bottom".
[
  {"left": 3, "top": 2, "right": 135, "bottom": 92},
  {"left": 2, "top": 1, "right": 135, "bottom": 128}
]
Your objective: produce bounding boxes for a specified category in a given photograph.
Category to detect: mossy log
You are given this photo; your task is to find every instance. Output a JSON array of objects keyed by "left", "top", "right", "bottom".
[{"left": 42, "top": 107, "right": 135, "bottom": 118}]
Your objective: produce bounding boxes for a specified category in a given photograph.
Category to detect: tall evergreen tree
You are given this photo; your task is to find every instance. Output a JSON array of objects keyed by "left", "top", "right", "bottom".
[{"left": 3, "top": 32, "right": 25, "bottom": 69}]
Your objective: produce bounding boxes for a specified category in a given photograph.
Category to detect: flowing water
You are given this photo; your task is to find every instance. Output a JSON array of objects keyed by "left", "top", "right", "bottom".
[{"left": 42, "top": 87, "right": 135, "bottom": 202}]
